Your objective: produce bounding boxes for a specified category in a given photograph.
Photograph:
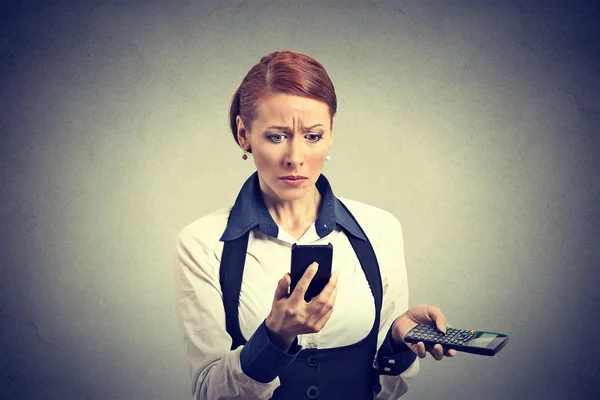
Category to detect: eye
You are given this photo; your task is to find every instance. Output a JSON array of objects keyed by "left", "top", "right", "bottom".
[
  {"left": 267, "top": 134, "right": 286, "bottom": 143},
  {"left": 306, "top": 133, "right": 324, "bottom": 143}
]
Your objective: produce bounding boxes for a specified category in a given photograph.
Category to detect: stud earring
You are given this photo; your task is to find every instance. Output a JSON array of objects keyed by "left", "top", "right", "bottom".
[
  {"left": 325, "top": 154, "right": 331, "bottom": 161},
  {"left": 242, "top": 150, "right": 249, "bottom": 160}
]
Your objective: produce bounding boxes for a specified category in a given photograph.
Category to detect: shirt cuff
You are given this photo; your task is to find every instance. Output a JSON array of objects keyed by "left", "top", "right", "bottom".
[
  {"left": 377, "top": 325, "right": 417, "bottom": 376},
  {"left": 240, "top": 320, "right": 302, "bottom": 383}
]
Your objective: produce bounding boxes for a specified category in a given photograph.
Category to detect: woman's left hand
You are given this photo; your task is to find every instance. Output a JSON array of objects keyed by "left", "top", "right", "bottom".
[{"left": 391, "top": 304, "right": 457, "bottom": 360}]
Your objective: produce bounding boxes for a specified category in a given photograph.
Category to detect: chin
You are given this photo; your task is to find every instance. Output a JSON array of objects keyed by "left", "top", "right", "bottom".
[
  {"left": 274, "top": 186, "right": 307, "bottom": 199},
  {"left": 273, "top": 179, "right": 311, "bottom": 197}
]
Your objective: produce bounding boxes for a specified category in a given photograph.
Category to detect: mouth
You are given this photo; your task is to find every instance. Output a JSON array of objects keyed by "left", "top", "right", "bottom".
[
  {"left": 279, "top": 176, "right": 308, "bottom": 180},
  {"left": 279, "top": 176, "right": 308, "bottom": 187}
]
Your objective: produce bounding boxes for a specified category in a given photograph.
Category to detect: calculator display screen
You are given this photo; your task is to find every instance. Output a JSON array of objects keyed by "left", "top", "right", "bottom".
[{"left": 469, "top": 332, "right": 498, "bottom": 348}]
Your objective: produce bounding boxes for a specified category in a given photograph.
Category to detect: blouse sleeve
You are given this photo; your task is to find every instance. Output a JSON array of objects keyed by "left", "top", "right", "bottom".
[
  {"left": 173, "top": 227, "right": 299, "bottom": 399},
  {"left": 372, "top": 214, "right": 420, "bottom": 399}
]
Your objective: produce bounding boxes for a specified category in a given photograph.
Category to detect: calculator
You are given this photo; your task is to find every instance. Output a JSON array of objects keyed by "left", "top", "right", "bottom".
[{"left": 404, "top": 324, "right": 509, "bottom": 356}]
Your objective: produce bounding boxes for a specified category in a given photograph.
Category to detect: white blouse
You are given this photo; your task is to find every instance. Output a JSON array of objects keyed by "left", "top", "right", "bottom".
[{"left": 174, "top": 195, "right": 419, "bottom": 399}]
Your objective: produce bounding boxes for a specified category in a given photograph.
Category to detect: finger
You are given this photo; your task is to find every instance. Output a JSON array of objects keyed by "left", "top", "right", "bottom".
[
  {"left": 406, "top": 342, "right": 419, "bottom": 354},
  {"left": 312, "top": 297, "right": 336, "bottom": 332},
  {"left": 273, "top": 273, "right": 291, "bottom": 301},
  {"left": 444, "top": 349, "right": 457, "bottom": 357},
  {"left": 308, "top": 284, "right": 338, "bottom": 326},
  {"left": 309, "top": 269, "right": 340, "bottom": 308},
  {"left": 289, "top": 262, "right": 319, "bottom": 304},
  {"left": 430, "top": 344, "right": 444, "bottom": 361},
  {"left": 428, "top": 306, "right": 449, "bottom": 334},
  {"left": 416, "top": 342, "right": 427, "bottom": 358}
]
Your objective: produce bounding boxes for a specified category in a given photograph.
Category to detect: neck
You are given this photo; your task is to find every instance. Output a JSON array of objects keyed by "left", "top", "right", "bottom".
[{"left": 259, "top": 180, "right": 322, "bottom": 231}]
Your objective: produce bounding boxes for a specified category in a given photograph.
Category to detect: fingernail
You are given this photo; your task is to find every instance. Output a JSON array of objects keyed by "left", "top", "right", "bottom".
[
  {"left": 312, "top": 262, "right": 319, "bottom": 269},
  {"left": 333, "top": 269, "right": 340, "bottom": 276}
]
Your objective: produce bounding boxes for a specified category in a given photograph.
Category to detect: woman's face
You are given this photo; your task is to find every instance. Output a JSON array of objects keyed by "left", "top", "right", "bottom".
[{"left": 237, "top": 93, "right": 333, "bottom": 203}]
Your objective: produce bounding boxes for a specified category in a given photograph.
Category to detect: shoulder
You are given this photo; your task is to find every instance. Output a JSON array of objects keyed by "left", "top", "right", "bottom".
[
  {"left": 176, "top": 207, "right": 232, "bottom": 251},
  {"left": 337, "top": 196, "right": 403, "bottom": 248}
]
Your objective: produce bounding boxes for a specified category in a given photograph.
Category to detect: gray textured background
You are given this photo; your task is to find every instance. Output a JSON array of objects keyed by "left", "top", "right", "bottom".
[{"left": 1, "top": 1, "right": 599, "bottom": 399}]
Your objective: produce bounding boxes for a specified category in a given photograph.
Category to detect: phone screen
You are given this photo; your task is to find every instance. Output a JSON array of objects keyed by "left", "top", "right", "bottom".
[
  {"left": 290, "top": 243, "right": 333, "bottom": 302},
  {"left": 469, "top": 332, "right": 499, "bottom": 348}
]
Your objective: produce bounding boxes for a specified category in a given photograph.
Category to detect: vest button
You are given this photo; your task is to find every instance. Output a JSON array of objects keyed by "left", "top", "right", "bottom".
[
  {"left": 306, "top": 355, "right": 318, "bottom": 367},
  {"left": 306, "top": 385, "right": 320, "bottom": 399}
]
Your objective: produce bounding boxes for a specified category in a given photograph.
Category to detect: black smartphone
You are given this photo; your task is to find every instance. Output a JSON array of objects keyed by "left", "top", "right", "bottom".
[{"left": 289, "top": 243, "right": 333, "bottom": 302}]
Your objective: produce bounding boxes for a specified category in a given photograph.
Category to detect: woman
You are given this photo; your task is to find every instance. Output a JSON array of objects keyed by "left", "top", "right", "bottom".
[{"left": 174, "top": 50, "right": 456, "bottom": 400}]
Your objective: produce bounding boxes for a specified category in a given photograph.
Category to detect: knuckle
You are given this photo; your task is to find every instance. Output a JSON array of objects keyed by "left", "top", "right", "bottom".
[
  {"left": 312, "top": 297, "right": 326, "bottom": 308},
  {"left": 296, "top": 285, "right": 307, "bottom": 294},
  {"left": 285, "top": 308, "right": 297, "bottom": 318}
]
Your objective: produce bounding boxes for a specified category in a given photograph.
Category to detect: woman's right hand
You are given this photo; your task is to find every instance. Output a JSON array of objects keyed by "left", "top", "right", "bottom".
[{"left": 265, "top": 263, "right": 340, "bottom": 351}]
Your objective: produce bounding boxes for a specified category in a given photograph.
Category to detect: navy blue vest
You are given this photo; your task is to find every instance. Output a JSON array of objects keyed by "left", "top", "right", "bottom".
[{"left": 219, "top": 201, "right": 383, "bottom": 399}]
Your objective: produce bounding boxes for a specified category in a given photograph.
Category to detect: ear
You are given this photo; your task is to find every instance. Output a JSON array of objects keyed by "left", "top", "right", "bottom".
[{"left": 236, "top": 116, "right": 251, "bottom": 151}]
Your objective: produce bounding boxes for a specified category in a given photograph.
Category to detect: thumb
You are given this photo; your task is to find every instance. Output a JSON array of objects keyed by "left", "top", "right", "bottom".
[
  {"left": 273, "top": 273, "right": 291, "bottom": 301},
  {"left": 432, "top": 310, "right": 449, "bottom": 334},
  {"left": 422, "top": 305, "right": 449, "bottom": 334}
]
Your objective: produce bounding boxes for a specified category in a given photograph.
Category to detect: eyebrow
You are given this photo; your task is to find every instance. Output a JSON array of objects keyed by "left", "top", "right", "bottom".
[{"left": 265, "top": 124, "right": 324, "bottom": 130}]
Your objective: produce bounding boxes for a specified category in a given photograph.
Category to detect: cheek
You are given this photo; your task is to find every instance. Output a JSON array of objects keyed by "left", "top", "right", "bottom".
[
  {"left": 252, "top": 148, "right": 278, "bottom": 171},
  {"left": 307, "top": 148, "right": 328, "bottom": 164}
]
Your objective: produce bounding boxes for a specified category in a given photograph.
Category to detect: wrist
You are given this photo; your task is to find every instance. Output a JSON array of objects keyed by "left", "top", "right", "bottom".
[
  {"left": 265, "top": 318, "right": 295, "bottom": 351},
  {"left": 391, "top": 316, "right": 406, "bottom": 345}
]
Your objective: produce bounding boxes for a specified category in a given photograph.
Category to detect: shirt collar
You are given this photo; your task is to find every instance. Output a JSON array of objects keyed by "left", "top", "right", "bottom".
[{"left": 220, "top": 171, "right": 366, "bottom": 242}]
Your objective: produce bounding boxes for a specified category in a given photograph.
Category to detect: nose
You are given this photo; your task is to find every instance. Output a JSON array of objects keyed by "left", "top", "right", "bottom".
[{"left": 284, "top": 136, "right": 304, "bottom": 168}]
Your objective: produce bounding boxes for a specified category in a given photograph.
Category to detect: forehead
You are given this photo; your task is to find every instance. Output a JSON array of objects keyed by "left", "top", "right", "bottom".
[{"left": 254, "top": 93, "right": 330, "bottom": 127}]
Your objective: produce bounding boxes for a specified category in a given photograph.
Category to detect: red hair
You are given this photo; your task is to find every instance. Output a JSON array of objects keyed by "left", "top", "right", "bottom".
[{"left": 229, "top": 50, "right": 337, "bottom": 150}]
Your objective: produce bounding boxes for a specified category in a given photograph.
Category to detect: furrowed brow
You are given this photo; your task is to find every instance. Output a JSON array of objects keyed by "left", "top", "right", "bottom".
[
  {"left": 265, "top": 124, "right": 324, "bottom": 130},
  {"left": 266, "top": 125, "right": 289, "bottom": 130},
  {"left": 304, "top": 124, "right": 324, "bottom": 130}
]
